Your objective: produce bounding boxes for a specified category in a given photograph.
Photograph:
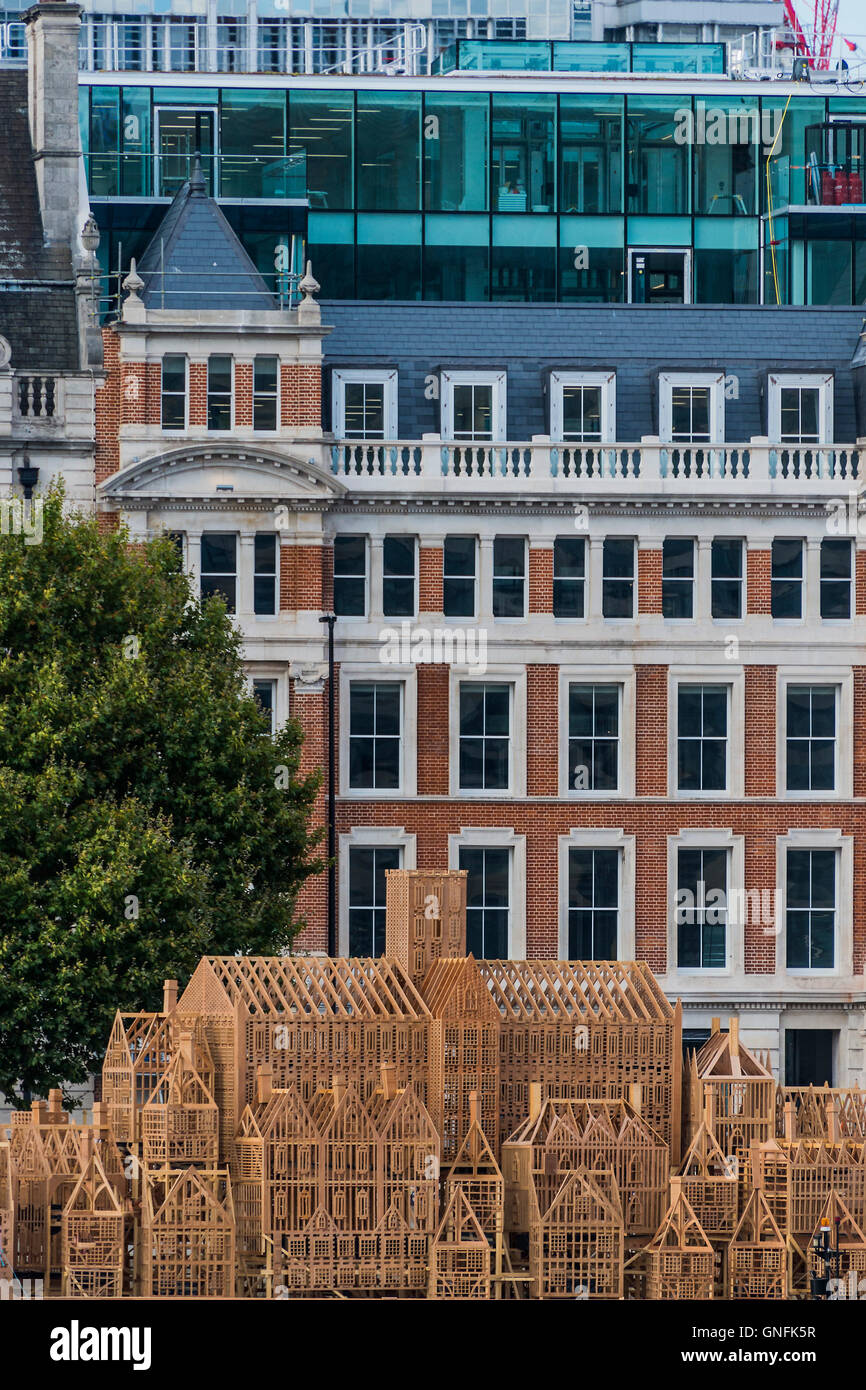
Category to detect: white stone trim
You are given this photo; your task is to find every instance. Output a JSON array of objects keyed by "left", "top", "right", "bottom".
[
  {"left": 557, "top": 665, "right": 636, "bottom": 798},
  {"left": 549, "top": 370, "right": 616, "bottom": 441},
  {"left": 331, "top": 368, "right": 398, "bottom": 439},
  {"left": 776, "top": 667, "right": 853, "bottom": 801},
  {"left": 449, "top": 666, "right": 527, "bottom": 799},
  {"left": 667, "top": 665, "right": 745, "bottom": 799},
  {"left": 767, "top": 372, "right": 834, "bottom": 444},
  {"left": 775, "top": 828, "right": 853, "bottom": 980},
  {"left": 339, "top": 663, "right": 417, "bottom": 799},
  {"left": 666, "top": 827, "right": 745, "bottom": 980},
  {"left": 658, "top": 371, "right": 725, "bottom": 443},
  {"left": 440, "top": 369, "right": 507, "bottom": 441}
]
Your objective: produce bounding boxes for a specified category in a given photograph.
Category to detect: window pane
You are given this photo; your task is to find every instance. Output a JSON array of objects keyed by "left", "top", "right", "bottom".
[
  {"left": 348, "top": 846, "right": 401, "bottom": 956},
  {"left": 333, "top": 535, "right": 366, "bottom": 616},
  {"left": 553, "top": 536, "right": 586, "bottom": 618},
  {"left": 772, "top": 539, "right": 803, "bottom": 619},
  {"left": 290, "top": 90, "right": 353, "bottom": 211},
  {"left": 711, "top": 539, "right": 743, "bottom": 619},
  {"left": 357, "top": 92, "right": 420, "bottom": 212},
  {"left": 459, "top": 845, "right": 510, "bottom": 957},
  {"left": 424, "top": 92, "right": 489, "bottom": 213}
]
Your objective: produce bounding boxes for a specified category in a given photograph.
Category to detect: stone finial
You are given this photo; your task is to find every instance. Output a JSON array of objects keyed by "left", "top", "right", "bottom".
[
  {"left": 79, "top": 212, "right": 100, "bottom": 261},
  {"left": 121, "top": 258, "right": 146, "bottom": 323},
  {"left": 297, "top": 259, "right": 321, "bottom": 325},
  {"left": 190, "top": 152, "right": 207, "bottom": 196}
]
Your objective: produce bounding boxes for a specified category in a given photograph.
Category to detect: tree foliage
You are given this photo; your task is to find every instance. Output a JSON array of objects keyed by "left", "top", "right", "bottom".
[{"left": 0, "top": 489, "right": 322, "bottom": 1100}]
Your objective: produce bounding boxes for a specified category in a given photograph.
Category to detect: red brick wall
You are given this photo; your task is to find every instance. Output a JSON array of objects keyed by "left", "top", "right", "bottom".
[
  {"left": 747, "top": 549, "right": 772, "bottom": 614},
  {"left": 529, "top": 549, "right": 553, "bottom": 613},
  {"left": 280, "top": 545, "right": 328, "bottom": 611},
  {"left": 419, "top": 547, "right": 443, "bottom": 614},
  {"left": 189, "top": 362, "right": 207, "bottom": 428},
  {"left": 635, "top": 665, "right": 668, "bottom": 795},
  {"left": 234, "top": 362, "right": 253, "bottom": 428},
  {"left": 291, "top": 664, "right": 338, "bottom": 953},
  {"left": 95, "top": 327, "right": 120, "bottom": 484},
  {"left": 638, "top": 549, "right": 663, "bottom": 615},
  {"left": 416, "top": 665, "right": 449, "bottom": 794},
  {"left": 527, "top": 664, "right": 558, "bottom": 795},
  {"left": 745, "top": 666, "right": 777, "bottom": 796},
  {"left": 281, "top": 363, "right": 321, "bottom": 428}
]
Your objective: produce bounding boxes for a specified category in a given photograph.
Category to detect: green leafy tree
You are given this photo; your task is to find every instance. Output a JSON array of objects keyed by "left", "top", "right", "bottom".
[{"left": 0, "top": 488, "right": 322, "bottom": 1101}]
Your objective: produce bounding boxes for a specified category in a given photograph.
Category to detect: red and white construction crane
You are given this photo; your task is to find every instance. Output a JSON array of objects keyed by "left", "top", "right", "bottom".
[{"left": 780, "top": 0, "right": 840, "bottom": 70}]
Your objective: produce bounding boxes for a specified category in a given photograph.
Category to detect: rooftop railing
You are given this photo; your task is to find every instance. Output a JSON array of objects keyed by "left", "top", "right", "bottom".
[{"left": 330, "top": 439, "right": 861, "bottom": 496}]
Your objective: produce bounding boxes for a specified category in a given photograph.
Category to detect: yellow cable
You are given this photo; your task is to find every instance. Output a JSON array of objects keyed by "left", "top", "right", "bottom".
[{"left": 765, "top": 93, "right": 792, "bottom": 306}]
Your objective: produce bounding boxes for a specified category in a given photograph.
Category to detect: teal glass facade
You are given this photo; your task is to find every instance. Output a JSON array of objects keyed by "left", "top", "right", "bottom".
[{"left": 81, "top": 80, "right": 866, "bottom": 306}]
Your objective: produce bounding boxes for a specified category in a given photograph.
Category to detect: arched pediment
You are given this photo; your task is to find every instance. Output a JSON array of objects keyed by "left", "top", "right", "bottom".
[{"left": 98, "top": 444, "right": 345, "bottom": 503}]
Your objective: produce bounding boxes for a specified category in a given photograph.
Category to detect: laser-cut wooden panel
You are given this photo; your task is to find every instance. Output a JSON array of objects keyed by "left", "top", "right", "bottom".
[
  {"left": 423, "top": 956, "right": 500, "bottom": 1163},
  {"left": 753, "top": 1138, "right": 866, "bottom": 1237},
  {"left": 386, "top": 869, "right": 467, "bottom": 989},
  {"left": 140, "top": 1046, "right": 220, "bottom": 1167},
  {"left": 444, "top": 1096, "right": 504, "bottom": 1245},
  {"left": 678, "top": 1120, "right": 739, "bottom": 1239},
  {"left": 685, "top": 1023, "right": 774, "bottom": 1173},
  {"left": 776, "top": 1086, "right": 866, "bottom": 1140}
]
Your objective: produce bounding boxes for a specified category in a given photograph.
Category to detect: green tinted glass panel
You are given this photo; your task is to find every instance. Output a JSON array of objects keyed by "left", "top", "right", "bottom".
[
  {"left": 290, "top": 90, "right": 353, "bottom": 210},
  {"left": 220, "top": 90, "right": 286, "bottom": 198},
  {"left": 423, "top": 93, "right": 489, "bottom": 212},
  {"left": 357, "top": 92, "right": 420, "bottom": 212}
]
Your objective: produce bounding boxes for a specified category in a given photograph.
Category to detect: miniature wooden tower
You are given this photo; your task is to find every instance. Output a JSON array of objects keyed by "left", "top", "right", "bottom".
[
  {"left": 140, "top": 1029, "right": 220, "bottom": 1166},
  {"left": 444, "top": 1091, "right": 504, "bottom": 1244},
  {"left": 727, "top": 1187, "right": 787, "bottom": 1299},
  {"left": 62, "top": 1133, "right": 126, "bottom": 1298},
  {"left": 385, "top": 868, "right": 467, "bottom": 989},
  {"left": 140, "top": 1166, "right": 236, "bottom": 1299},
  {"left": 429, "top": 1185, "right": 491, "bottom": 1300},
  {"left": 685, "top": 1017, "right": 775, "bottom": 1170},
  {"left": 678, "top": 1109, "right": 739, "bottom": 1239},
  {"left": 645, "top": 1181, "right": 715, "bottom": 1300},
  {"left": 530, "top": 1167, "right": 624, "bottom": 1299}
]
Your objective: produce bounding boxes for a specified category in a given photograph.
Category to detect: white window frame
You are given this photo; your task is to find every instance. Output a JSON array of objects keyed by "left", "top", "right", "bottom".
[
  {"left": 768, "top": 373, "right": 833, "bottom": 445},
  {"left": 160, "top": 352, "right": 188, "bottom": 431},
  {"left": 550, "top": 371, "right": 616, "bottom": 442},
  {"left": 340, "top": 666, "right": 417, "bottom": 799},
  {"left": 776, "top": 669, "right": 852, "bottom": 800},
  {"left": 558, "top": 828, "right": 635, "bottom": 960},
  {"left": 331, "top": 368, "right": 398, "bottom": 439},
  {"left": 669, "top": 667, "right": 745, "bottom": 799},
  {"left": 776, "top": 828, "right": 852, "bottom": 979},
  {"left": 252, "top": 354, "right": 280, "bottom": 434},
  {"left": 206, "top": 353, "right": 234, "bottom": 433},
  {"left": 246, "top": 666, "right": 288, "bottom": 734},
  {"left": 448, "top": 826, "right": 526, "bottom": 959},
  {"left": 450, "top": 668, "right": 526, "bottom": 799},
  {"left": 658, "top": 371, "right": 725, "bottom": 444},
  {"left": 558, "top": 666, "right": 636, "bottom": 798},
  {"left": 337, "top": 826, "right": 416, "bottom": 957},
  {"left": 440, "top": 370, "right": 507, "bottom": 442},
  {"left": 666, "top": 828, "right": 745, "bottom": 979}
]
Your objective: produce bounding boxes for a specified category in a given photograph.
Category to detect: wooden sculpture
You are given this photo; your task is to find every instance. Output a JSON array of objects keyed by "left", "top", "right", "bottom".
[
  {"left": 444, "top": 1092, "right": 504, "bottom": 1244},
  {"left": 678, "top": 1112, "right": 739, "bottom": 1239},
  {"left": 644, "top": 1181, "right": 715, "bottom": 1300},
  {"left": 753, "top": 1137, "right": 866, "bottom": 1238},
  {"left": 0, "top": 1141, "right": 14, "bottom": 1286},
  {"left": 684, "top": 1019, "right": 775, "bottom": 1174},
  {"left": 61, "top": 1134, "right": 126, "bottom": 1299},
  {"left": 429, "top": 1185, "right": 491, "bottom": 1300},
  {"left": 139, "top": 1166, "right": 236, "bottom": 1299},
  {"left": 502, "top": 1090, "right": 668, "bottom": 1236},
  {"left": 776, "top": 1085, "right": 866, "bottom": 1141},
  {"left": 422, "top": 955, "right": 501, "bottom": 1162},
  {"left": 480, "top": 959, "right": 681, "bottom": 1157},
  {"left": 529, "top": 1167, "right": 624, "bottom": 1299},
  {"left": 177, "top": 956, "right": 431, "bottom": 1158},
  {"left": 140, "top": 1035, "right": 220, "bottom": 1167},
  {"left": 727, "top": 1187, "right": 787, "bottom": 1299},
  {"left": 385, "top": 868, "right": 467, "bottom": 988}
]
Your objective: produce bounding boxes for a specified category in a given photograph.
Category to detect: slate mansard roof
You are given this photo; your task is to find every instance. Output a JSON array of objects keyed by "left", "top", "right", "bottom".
[
  {"left": 137, "top": 159, "right": 276, "bottom": 313},
  {"left": 0, "top": 71, "right": 79, "bottom": 372},
  {"left": 321, "top": 301, "right": 866, "bottom": 442}
]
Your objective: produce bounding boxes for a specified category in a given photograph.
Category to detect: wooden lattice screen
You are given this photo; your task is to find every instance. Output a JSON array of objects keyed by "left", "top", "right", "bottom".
[
  {"left": 678, "top": 1119, "right": 739, "bottom": 1239},
  {"left": 140, "top": 1044, "right": 220, "bottom": 1167},
  {"left": 753, "top": 1138, "right": 866, "bottom": 1237},
  {"left": 423, "top": 956, "right": 501, "bottom": 1163},
  {"left": 444, "top": 1093, "right": 504, "bottom": 1245},
  {"left": 776, "top": 1086, "right": 866, "bottom": 1141}
]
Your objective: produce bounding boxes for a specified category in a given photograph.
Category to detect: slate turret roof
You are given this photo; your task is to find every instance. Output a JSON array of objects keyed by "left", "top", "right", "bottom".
[{"left": 137, "top": 158, "right": 276, "bottom": 312}]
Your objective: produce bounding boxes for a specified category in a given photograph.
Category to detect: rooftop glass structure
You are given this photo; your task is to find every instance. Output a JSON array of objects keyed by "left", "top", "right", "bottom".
[{"left": 80, "top": 64, "right": 866, "bottom": 309}]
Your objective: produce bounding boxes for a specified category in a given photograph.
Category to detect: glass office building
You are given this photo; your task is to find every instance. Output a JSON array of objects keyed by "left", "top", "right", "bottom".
[{"left": 79, "top": 50, "right": 866, "bottom": 307}]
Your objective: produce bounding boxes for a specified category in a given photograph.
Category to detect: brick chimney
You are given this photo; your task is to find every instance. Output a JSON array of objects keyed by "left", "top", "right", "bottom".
[{"left": 24, "top": 1, "right": 84, "bottom": 256}]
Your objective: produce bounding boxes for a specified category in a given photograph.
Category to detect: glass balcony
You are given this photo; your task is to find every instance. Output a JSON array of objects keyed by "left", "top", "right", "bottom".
[{"left": 433, "top": 39, "right": 725, "bottom": 74}]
